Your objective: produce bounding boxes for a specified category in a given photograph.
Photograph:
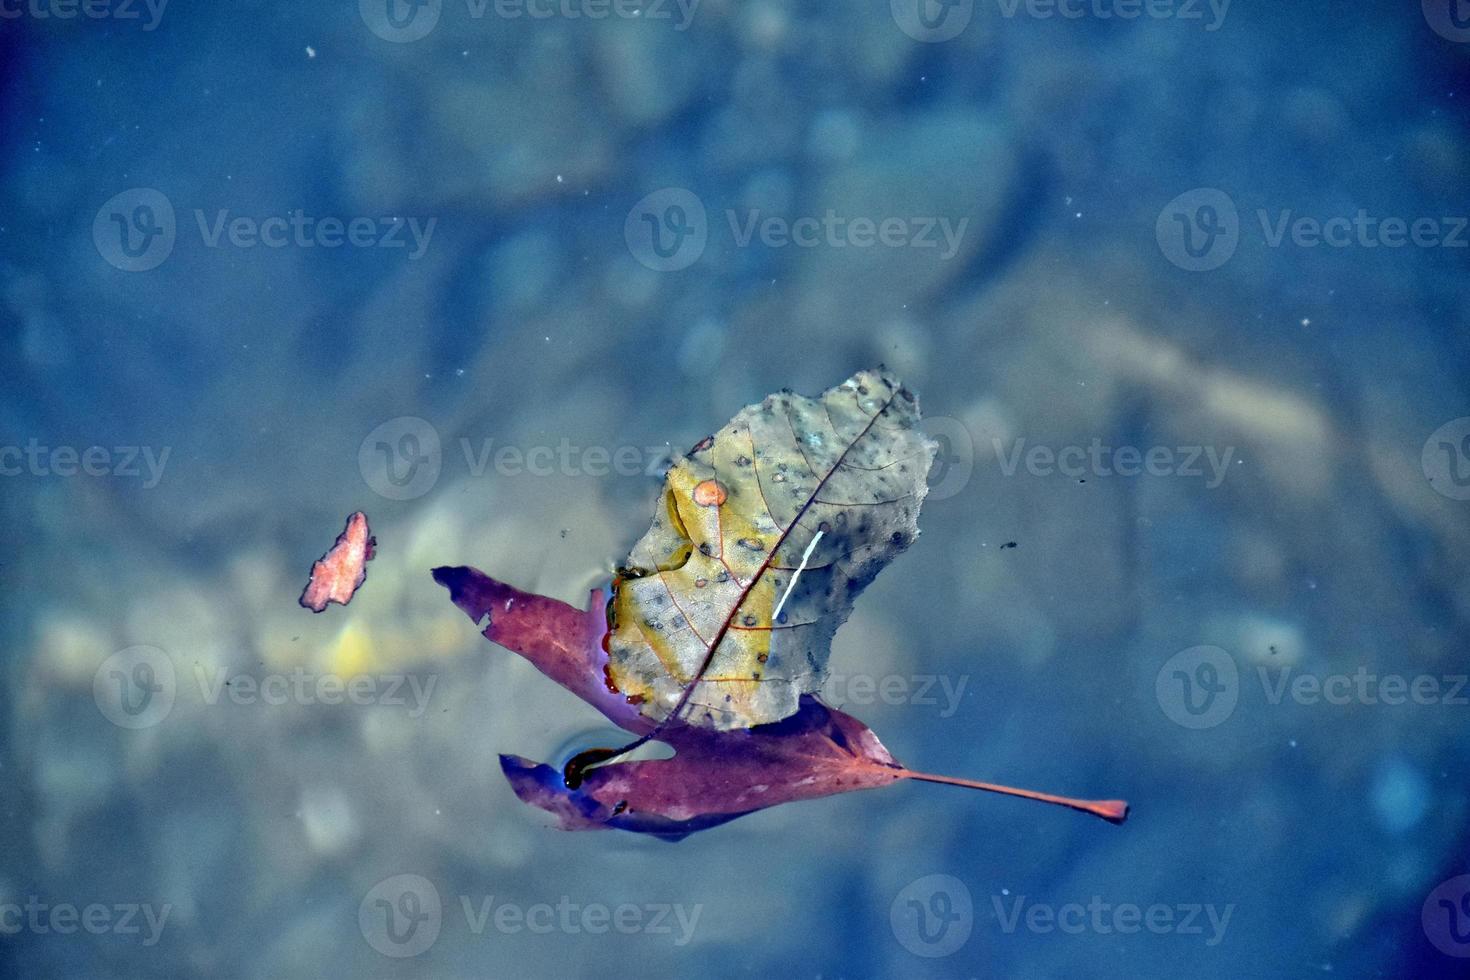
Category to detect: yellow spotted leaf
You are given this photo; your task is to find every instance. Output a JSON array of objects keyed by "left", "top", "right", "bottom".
[{"left": 605, "top": 367, "right": 937, "bottom": 730}]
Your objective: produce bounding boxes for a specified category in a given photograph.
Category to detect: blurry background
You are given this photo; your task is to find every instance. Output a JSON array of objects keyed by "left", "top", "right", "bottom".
[{"left": 3, "top": 1, "right": 1470, "bottom": 977}]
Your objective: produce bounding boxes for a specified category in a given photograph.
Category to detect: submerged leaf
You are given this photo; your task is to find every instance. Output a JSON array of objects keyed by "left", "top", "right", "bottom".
[
  {"left": 606, "top": 367, "right": 937, "bottom": 731},
  {"left": 501, "top": 697, "right": 1127, "bottom": 841}
]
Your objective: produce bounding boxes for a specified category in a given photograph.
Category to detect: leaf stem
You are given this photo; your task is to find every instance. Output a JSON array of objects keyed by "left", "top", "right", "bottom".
[{"left": 902, "top": 770, "right": 1129, "bottom": 825}]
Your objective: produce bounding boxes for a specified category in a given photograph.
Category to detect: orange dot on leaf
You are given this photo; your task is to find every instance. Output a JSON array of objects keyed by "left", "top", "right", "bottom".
[{"left": 693, "top": 479, "right": 727, "bottom": 507}]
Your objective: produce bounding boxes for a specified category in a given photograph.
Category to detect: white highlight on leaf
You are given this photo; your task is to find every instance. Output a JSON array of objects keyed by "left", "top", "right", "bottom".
[{"left": 770, "top": 530, "right": 823, "bottom": 626}]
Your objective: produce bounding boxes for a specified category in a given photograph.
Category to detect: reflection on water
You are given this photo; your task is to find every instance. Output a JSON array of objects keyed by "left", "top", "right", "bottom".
[{"left": 3, "top": 3, "right": 1470, "bottom": 978}]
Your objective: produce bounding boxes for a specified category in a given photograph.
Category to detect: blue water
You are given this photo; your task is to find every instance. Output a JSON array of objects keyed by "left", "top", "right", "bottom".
[{"left": 4, "top": 2, "right": 1470, "bottom": 977}]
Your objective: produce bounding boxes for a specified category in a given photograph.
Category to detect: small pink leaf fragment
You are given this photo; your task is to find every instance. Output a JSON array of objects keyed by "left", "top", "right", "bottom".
[{"left": 299, "top": 511, "right": 375, "bottom": 613}]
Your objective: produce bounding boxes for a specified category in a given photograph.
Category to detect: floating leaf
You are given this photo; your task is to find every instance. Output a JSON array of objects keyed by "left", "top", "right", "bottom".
[
  {"left": 299, "top": 511, "right": 375, "bottom": 613},
  {"left": 432, "top": 371, "right": 1129, "bottom": 840},
  {"left": 501, "top": 697, "right": 1128, "bottom": 842},
  {"left": 606, "top": 367, "right": 937, "bottom": 731}
]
